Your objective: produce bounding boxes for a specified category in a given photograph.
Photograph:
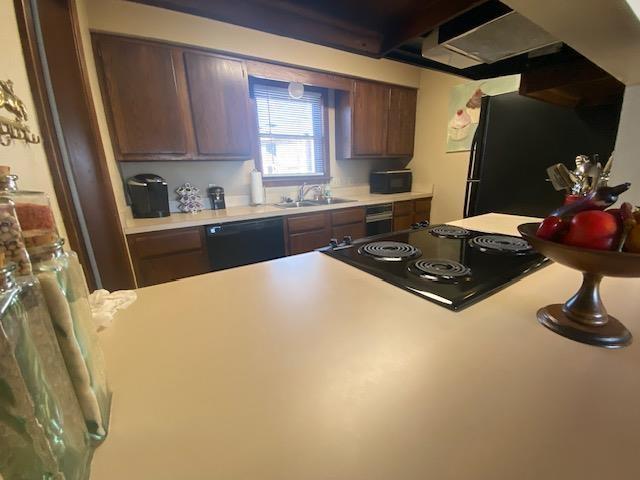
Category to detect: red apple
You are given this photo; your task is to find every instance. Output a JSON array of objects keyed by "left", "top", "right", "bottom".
[
  {"left": 563, "top": 210, "right": 619, "bottom": 250},
  {"left": 536, "top": 216, "right": 569, "bottom": 241}
]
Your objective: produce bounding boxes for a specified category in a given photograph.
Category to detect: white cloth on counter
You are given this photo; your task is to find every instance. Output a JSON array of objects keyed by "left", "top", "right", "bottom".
[{"left": 89, "top": 289, "right": 137, "bottom": 330}]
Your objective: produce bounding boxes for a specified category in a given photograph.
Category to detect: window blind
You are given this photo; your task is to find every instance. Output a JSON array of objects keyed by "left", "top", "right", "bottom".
[{"left": 253, "top": 82, "right": 326, "bottom": 178}]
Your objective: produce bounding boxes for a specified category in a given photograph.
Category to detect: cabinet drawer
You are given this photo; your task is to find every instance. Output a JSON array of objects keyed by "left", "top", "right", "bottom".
[
  {"left": 393, "top": 200, "right": 413, "bottom": 216},
  {"left": 287, "top": 212, "right": 330, "bottom": 234},
  {"left": 330, "top": 207, "right": 365, "bottom": 226},
  {"left": 414, "top": 198, "right": 431, "bottom": 213},
  {"left": 136, "top": 250, "right": 210, "bottom": 287},
  {"left": 128, "top": 227, "right": 204, "bottom": 259},
  {"left": 288, "top": 228, "right": 332, "bottom": 255}
]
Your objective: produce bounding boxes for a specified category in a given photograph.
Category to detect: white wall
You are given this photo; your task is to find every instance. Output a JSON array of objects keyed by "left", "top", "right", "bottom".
[
  {"left": 611, "top": 85, "right": 640, "bottom": 205},
  {"left": 0, "top": 0, "right": 66, "bottom": 237},
  {"left": 76, "top": 0, "right": 424, "bottom": 214},
  {"left": 410, "top": 69, "right": 467, "bottom": 224}
]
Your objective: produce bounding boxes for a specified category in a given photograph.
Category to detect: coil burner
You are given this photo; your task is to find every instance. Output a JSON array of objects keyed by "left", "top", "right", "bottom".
[
  {"left": 409, "top": 259, "right": 471, "bottom": 282},
  {"left": 428, "top": 225, "right": 472, "bottom": 239},
  {"left": 469, "top": 235, "right": 533, "bottom": 255},
  {"left": 358, "top": 241, "right": 422, "bottom": 261}
]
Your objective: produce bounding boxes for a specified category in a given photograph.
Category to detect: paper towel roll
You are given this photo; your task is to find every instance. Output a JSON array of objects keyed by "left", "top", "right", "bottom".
[{"left": 250, "top": 169, "right": 265, "bottom": 205}]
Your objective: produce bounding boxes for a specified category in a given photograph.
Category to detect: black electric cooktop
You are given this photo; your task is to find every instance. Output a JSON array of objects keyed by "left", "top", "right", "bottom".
[{"left": 321, "top": 224, "right": 548, "bottom": 311}]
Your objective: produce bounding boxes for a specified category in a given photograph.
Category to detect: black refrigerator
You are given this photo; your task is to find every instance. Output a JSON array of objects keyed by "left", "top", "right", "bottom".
[{"left": 464, "top": 92, "right": 622, "bottom": 218}]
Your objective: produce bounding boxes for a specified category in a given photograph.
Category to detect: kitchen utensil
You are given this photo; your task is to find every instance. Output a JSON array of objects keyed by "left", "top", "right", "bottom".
[
  {"left": 600, "top": 154, "right": 614, "bottom": 186},
  {"left": 519, "top": 222, "right": 639, "bottom": 348},
  {"left": 546, "top": 164, "right": 576, "bottom": 192},
  {"left": 586, "top": 162, "right": 602, "bottom": 193}
]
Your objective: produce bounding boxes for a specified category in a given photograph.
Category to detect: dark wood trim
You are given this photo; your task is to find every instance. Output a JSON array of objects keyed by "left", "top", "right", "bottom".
[
  {"left": 14, "top": 0, "right": 96, "bottom": 290},
  {"left": 128, "top": 0, "right": 383, "bottom": 57},
  {"left": 519, "top": 57, "right": 625, "bottom": 108},
  {"left": 245, "top": 60, "right": 352, "bottom": 91},
  {"left": 17, "top": 0, "right": 136, "bottom": 290},
  {"left": 250, "top": 79, "right": 331, "bottom": 187}
]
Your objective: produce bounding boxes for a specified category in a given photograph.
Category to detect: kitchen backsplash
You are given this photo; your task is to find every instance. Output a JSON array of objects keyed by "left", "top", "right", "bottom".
[{"left": 119, "top": 157, "right": 406, "bottom": 212}]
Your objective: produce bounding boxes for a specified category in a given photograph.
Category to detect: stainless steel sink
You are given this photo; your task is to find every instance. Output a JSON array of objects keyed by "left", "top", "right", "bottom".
[
  {"left": 308, "top": 197, "right": 355, "bottom": 205},
  {"left": 274, "top": 197, "right": 355, "bottom": 208},
  {"left": 274, "top": 200, "right": 318, "bottom": 208}
]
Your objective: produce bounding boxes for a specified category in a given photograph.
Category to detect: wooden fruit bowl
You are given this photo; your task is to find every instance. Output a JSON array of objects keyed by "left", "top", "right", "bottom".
[{"left": 519, "top": 222, "right": 640, "bottom": 348}]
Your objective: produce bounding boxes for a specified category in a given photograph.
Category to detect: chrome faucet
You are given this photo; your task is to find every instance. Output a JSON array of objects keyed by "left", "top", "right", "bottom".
[{"left": 297, "top": 183, "right": 323, "bottom": 202}]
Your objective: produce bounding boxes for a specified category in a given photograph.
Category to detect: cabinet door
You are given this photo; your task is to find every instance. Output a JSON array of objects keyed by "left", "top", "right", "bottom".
[
  {"left": 184, "top": 52, "right": 252, "bottom": 158},
  {"left": 386, "top": 87, "right": 417, "bottom": 157},
  {"left": 393, "top": 214, "right": 414, "bottom": 232},
  {"left": 95, "top": 36, "right": 191, "bottom": 159},
  {"left": 332, "top": 222, "right": 366, "bottom": 241},
  {"left": 393, "top": 200, "right": 414, "bottom": 231},
  {"left": 127, "top": 227, "right": 210, "bottom": 287},
  {"left": 352, "top": 81, "right": 389, "bottom": 156},
  {"left": 413, "top": 198, "right": 432, "bottom": 223},
  {"left": 288, "top": 229, "right": 332, "bottom": 255}
]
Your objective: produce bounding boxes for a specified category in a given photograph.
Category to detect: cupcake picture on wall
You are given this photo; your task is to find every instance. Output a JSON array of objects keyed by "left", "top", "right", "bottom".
[
  {"left": 446, "top": 75, "right": 520, "bottom": 153},
  {"left": 448, "top": 109, "right": 472, "bottom": 141}
]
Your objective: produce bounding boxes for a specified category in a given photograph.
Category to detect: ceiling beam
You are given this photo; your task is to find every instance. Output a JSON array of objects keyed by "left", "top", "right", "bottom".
[
  {"left": 379, "top": 0, "right": 485, "bottom": 55},
  {"left": 128, "top": 0, "right": 383, "bottom": 56}
]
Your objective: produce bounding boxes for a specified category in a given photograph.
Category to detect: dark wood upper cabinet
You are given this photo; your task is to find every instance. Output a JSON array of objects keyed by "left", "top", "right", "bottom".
[
  {"left": 94, "top": 35, "right": 192, "bottom": 160},
  {"left": 387, "top": 87, "right": 417, "bottom": 156},
  {"left": 94, "top": 34, "right": 252, "bottom": 161},
  {"left": 336, "top": 79, "right": 417, "bottom": 159},
  {"left": 184, "top": 52, "right": 253, "bottom": 158},
  {"left": 351, "top": 81, "right": 389, "bottom": 156}
]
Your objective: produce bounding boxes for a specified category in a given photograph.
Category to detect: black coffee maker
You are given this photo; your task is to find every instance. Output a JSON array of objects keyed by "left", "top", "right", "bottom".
[
  {"left": 208, "top": 186, "right": 226, "bottom": 210},
  {"left": 127, "top": 174, "right": 170, "bottom": 218}
]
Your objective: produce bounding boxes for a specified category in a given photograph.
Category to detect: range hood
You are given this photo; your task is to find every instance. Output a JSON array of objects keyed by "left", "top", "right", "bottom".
[{"left": 422, "top": 10, "right": 561, "bottom": 68}]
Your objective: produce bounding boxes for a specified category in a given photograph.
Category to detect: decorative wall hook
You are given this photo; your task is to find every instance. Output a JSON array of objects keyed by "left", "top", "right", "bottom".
[{"left": 0, "top": 79, "right": 40, "bottom": 147}]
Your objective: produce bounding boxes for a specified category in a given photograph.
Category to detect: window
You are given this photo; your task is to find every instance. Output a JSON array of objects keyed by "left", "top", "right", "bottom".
[{"left": 252, "top": 79, "right": 329, "bottom": 184}]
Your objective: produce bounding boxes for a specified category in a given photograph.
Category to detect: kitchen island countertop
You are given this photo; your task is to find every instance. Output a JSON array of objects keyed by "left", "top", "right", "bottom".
[{"left": 92, "top": 213, "right": 640, "bottom": 480}]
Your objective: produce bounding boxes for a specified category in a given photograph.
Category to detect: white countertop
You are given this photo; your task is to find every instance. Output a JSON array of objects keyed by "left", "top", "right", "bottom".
[
  {"left": 91, "top": 213, "right": 640, "bottom": 479},
  {"left": 123, "top": 191, "right": 432, "bottom": 234}
]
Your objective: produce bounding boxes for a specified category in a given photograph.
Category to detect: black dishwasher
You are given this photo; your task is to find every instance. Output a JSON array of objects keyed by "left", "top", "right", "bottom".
[{"left": 205, "top": 217, "right": 286, "bottom": 271}]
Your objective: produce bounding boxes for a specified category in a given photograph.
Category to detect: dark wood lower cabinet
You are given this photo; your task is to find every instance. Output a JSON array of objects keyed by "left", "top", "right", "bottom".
[
  {"left": 331, "top": 207, "right": 365, "bottom": 241},
  {"left": 127, "top": 226, "right": 210, "bottom": 287},
  {"left": 285, "top": 211, "right": 332, "bottom": 255},
  {"left": 413, "top": 197, "right": 432, "bottom": 224},
  {"left": 126, "top": 201, "right": 425, "bottom": 285},
  {"left": 285, "top": 207, "right": 366, "bottom": 255},
  {"left": 288, "top": 228, "right": 332, "bottom": 255},
  {"left": 332, "top": 222, "right": 365, "bottom": 241},
  {"left": 393, "top": 198, "right": 432, "bottom": 231}
]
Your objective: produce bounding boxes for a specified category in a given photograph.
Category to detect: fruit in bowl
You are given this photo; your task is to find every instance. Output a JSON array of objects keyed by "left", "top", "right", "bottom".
[
  {"left": 563, "top": 210, "right": 619, "bottom": 250},
  {"left": 535, "top": 183, "right": 636, "bottom": 251}
]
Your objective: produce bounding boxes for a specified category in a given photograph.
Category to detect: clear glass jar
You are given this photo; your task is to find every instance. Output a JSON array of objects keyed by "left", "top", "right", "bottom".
[
  {"left": 29, "top": 239, "right": 110, "bottom": 443},
  {"left": 0, "top": 170, "right": 59, "bottom": 249},
  {"left": 0, "top": 198, "right": 32, "bottom": 276},
  {"left": 0, "top": 262, "right": 78, "bottom": 479},
  {"left": 18, "top": 273, "right": 93, "bottom": 479}
]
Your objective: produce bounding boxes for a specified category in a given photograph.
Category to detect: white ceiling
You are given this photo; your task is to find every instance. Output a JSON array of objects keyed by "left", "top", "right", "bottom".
[{"left": 504, "top": 0, "right": 640, "bottom": 85}]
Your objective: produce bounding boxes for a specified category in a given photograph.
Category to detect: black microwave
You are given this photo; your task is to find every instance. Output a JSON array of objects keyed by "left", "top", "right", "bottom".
[{"left": 370, "top": 170, "right": 412, "bottom": 194}]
